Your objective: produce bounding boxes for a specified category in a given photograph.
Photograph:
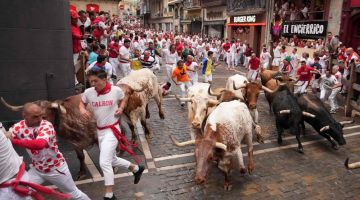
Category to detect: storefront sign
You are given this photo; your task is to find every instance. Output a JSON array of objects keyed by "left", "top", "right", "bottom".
[
  {"left": 282, "top": 21, "right": 328, "bottom": 38},
  {"left": 231, "top": 15, "right": 257, "bottom": 23}
]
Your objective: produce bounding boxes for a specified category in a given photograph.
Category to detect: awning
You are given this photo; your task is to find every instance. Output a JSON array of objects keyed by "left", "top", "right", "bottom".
[
  {"left": 227, "top": 22, "right": 266, "bottom": 26},
  {"left": 203, "top": 20, "right": 226, "bottom": 26}
]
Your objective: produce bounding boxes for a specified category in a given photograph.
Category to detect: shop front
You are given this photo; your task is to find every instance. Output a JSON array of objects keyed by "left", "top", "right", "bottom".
[{"left": 227, "top": 14, "right": 266, "bottom": 55}]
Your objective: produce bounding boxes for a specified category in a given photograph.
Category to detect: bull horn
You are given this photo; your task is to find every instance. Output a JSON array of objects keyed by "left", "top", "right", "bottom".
[
  {"left": 320, "top": 125, "right": 330, "bottom": 132},
  {"left": 302, "top": 112, "right": 315, "bottom": 118},
  {"left": 345, "top": 158, "right": 360, "bottom": 169},
  {"left": 174, "top": 94, "right": 192, "bottom": 102},
  {"left": 51, "top": 102, "right": 67, "bottom": 114},
  {"left": 233, "top": 81, "right": 246, "bottom": 90},
  {"left": 261, "top": 86, "right": 274, "bottom": 94},
  {"left": 339, "top": 120, "right": 354, "bottom": 126},
  {"left": 279, "top": 110, "right": 291, "bottom": 114},
  {"left": 169, "top": 135, "right": 195, "bottom": 147},
  {"left": 215, "top": 142, "right": 227, "bottom": 151},
  {"left": 0, "top": 97, "right": 24, "bottom": 111},
  {"left": 208, "top": 85, "right": 223, "bottom": 97}
]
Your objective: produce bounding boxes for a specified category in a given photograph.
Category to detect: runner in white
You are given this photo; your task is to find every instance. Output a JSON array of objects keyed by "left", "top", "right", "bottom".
[
  {"left": 260, "top": 47, "right": 272, "bottom": 69},
  {"left": 8, "top": 103, "right": 90, "bottom": 200},
  {"left": 119, "top": 39, "right": 132, "bottom": 78},
  {"left": 80, "top": 69, "right": 144, "bottom": 200},
  {"left": 185, "top": 55, "right": 200, "bottom": 85},
  {"left": 163, "top": 44, "right": 179, "bottom": 82},
  {"left": 87, "top": 55, "right": 114, "bottom": 84}
]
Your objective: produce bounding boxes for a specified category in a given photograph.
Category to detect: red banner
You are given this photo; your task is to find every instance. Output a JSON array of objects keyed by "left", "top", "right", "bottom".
[{"left": 351, "top": 0, "right": 360, "bottom": 7}]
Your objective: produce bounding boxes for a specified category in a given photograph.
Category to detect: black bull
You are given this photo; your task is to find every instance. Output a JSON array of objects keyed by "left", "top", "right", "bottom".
[{"left": 296, "top": 93, "right": 353, "bottom": 149}]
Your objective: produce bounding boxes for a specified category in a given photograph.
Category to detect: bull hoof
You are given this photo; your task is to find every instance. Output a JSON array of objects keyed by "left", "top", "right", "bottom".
[
  {"left": 297, "top": 148, "right": 304, "bottom": 154},
  {"left": 76, "top": 172, "right": 87, "bottom": 181},
  {"left": 159, "top": 112, "right": 165, "bottom": 119},
  {"left": 248, "top": 164, "right": 255, "bottom": 174},
  {"left": 240, "top": 168, "right": 247, "bottom": 174},
  {"left": 224, "top": 184, "right": 232, "bottom": 191}
]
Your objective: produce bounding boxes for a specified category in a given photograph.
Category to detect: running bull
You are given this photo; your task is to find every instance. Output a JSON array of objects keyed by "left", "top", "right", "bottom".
[
  {"left": 270, "top": 84, "right": 316, "bottom": 153},
  {"left": 170, "top": 100, "right": 262, "bottom": 190},
  {"left": 297, "top": 94, "right": 353, "bottom": 149}
]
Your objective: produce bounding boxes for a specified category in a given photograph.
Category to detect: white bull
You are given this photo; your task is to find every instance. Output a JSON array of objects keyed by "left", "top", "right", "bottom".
[
  {"left": 117, "top": 68, "right": 164, "bottom": 141},
  {"left": 170, "top": 100, "right": 261, "bottom": 190}
]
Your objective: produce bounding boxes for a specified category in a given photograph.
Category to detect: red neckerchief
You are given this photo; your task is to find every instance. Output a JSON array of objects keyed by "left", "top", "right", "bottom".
[
  {"left": 185, "top": 61, "right": 192, "bottom": 67},
  {"left": 144, "top": 56, "right": 149, "bottom": 62},
  {"left": 96, "top": 62, "right": 105, "bottom": 67},
  {"left": 97, "top": 83, "right": 111, "bottom": 96}
]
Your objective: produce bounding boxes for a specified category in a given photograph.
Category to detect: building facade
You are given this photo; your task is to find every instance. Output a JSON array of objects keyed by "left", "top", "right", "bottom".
[
  {"left": 148, "top": 0, "right": 174, "bottom": 32},
  {"left": 226, "top": 0, "right": 267, "bottom": 55},
  {"left": 340, "top": 0, "right": 360, "bottom": 49},
  {"left": 202, "top": 0, "right": 227, "bottom": 38},
  {"left": 183, "top": 0, "right": 202, "bottom": 34}
]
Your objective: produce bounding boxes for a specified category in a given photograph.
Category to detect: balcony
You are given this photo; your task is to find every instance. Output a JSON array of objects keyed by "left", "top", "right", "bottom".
[
  {"left": 184, "top": 0, "right": 201, "bottom": 10},
  {"left": 227, "top": 0, "right": 266, "bottom": 13},
  {"left": 201, "top": 0, "right": 226, "bottom": 7}
]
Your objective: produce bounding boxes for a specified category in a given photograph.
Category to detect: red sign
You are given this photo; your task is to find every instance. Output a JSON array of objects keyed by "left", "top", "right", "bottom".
[{"left": 351, "top": 0, "right": 360, "bottom": 7}]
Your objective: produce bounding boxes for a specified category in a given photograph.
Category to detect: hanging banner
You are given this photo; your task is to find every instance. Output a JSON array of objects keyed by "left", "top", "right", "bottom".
[{"left": 281, "top": 21, "right": 328, "bottom": 38}]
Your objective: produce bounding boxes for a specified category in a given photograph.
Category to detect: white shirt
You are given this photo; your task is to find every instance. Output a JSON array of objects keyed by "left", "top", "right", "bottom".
[
  {"left": 82, "top": 86, "right": 124, "bottom": 127},
  {"left": 163, "top": 49, "right": 178, "bottom": 64},
  {"left": 0, "top": 124, "right": 22, "bottom": 184},
  {"left": 290, "top": 53, "right": 301, "bottom": 69},
  {"left": 320, "top": 75, "right": 338, "bottom": 90},
  {"left": 119, "top": 46, "right": 131, "bottom": 62},
  {"left": 210, "top": 47, "right": 219, "bottom": 57},
  {"left": 273, "top": 46, "right": 281, "bottom": 58},
  {"left": 230, "top": 43, "right": 237, "bottom": 54},
  {"left": 77, "top": 18, "right": 91, "bottom": 28},
  {"left": 186, "top": 61, "right": 199, "bottom": 79},
  {"left": 260, "top": 52, "right": 272, "bottom": 64}
]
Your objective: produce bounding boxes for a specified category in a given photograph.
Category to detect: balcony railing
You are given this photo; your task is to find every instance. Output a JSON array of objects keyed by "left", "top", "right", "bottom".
[
  {"left": 201, "top": 0, "right": 226, "bottom": 7},
  {"left": 227, "top": 0, "right": 266, "bottom": 12},
  {"left": 184, "top": 0, "right": 201, "bottom": 9}
]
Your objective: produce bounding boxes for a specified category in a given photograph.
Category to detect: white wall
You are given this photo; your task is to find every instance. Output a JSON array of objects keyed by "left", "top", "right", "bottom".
[{"left": 327, "top": 0, "right": 344, "bottom": 35}]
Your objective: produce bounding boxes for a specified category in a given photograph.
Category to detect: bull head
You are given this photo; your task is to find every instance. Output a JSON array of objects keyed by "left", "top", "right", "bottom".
[
  {"left": 170, "top": 134, "right": 227, "bottom": 184},
  {"left": 208, "top": 85, "right": 242, "bottom": 103}
]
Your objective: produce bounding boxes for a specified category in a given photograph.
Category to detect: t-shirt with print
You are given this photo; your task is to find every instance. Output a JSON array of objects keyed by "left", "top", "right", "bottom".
[
  {"left": 296, "top": 66, "right": 314, "bottom": 81},
  {"left": 320, "top": 74, "right": 338, "bottom": 90},
  {"left": 10, "top": 120, "right": 65, "bottom": 173},
  {"left": 82, "top": 86, "right": 124, "bottom": 127},
  {"left": 172, "top": 65, "right": 189, "bottom": 82}
]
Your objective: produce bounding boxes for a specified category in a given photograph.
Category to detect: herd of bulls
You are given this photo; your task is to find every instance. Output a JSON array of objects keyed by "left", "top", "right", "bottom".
[
  {"left": 0, "top": 68, "right": 358, "bottom": 191},
  {"left": 173, "top": 68, "right": 355, "bottom": 190}
]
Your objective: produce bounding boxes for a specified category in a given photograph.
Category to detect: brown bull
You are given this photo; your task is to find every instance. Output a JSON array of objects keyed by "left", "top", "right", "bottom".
[{"left": 1, "top": 84, "right": 143, "bottom": 180}]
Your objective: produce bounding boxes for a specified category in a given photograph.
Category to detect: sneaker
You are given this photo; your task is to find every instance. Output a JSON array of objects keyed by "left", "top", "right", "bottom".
[
  {"left": 104, "top": 195, "right": 117, "bottom": 200},
  {"left": 133, "top": 165, "right": 145, "bottom": 184}
]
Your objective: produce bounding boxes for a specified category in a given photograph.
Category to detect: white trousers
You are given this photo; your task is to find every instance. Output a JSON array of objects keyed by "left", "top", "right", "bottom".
[
  {"left": 97, "top": 125, "right": 131, "bottom": 186},
  {"left": 262, "top": 62, "right": 270, "bottom": 69},
  {"left": 179, "top": 82, "right": 191, "bottom": 98},
  {"left": 247, "top": 69, "right": 259, "bottom": 82},
  {"left": 320, "top": 88, "right": 341, "bottom": 110},
  {"left": 119, "top": 63, "right": 131, "bottom": 78},
  {"left": 204, "top": 74, "right": 213, "bottom": 83},
  {"left": 226, "top": 52, "right": 235, "bottom": 68},
  {"left": 189, "top": 73, "right": 198, "bottom": 85},
  {"left": 294, "top": 81, "right": 309, "bottom": 94},
  {"left": 109, "top": 57, "right": 119, "bottom": 76},
  {"left": 166, "top": 64, "right": 175, "bottom": 82},
  {"left": 28, "top": 163, "right": 90, "bottom": 200},
  {"left": 0, "top": 171, "right": 31, "bottom": 200}
]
